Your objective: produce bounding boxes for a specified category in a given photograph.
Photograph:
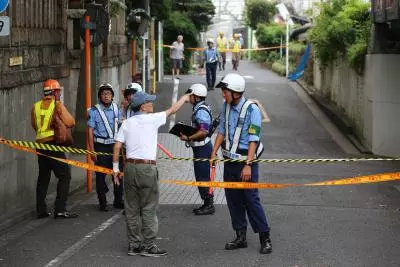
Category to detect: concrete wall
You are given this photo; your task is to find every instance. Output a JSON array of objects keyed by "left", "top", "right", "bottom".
[
  {"left": 313, "top": 57, "right": 365, "bottom": 139},
  {"left": 313, "top": 54, "right": 400, "bottom": 157},
  {"left": 364, "top": 54, "right": 400, "bottom": 157}
]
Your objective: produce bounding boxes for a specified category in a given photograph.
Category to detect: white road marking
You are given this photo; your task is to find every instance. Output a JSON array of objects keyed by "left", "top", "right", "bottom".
[
  {"left": 243, "top": 75, "right": 254, "bottom": 79},
  {"left": 169, "top": 78, "right": 180, "bottom": 130},
  {"left": 44, "top": 213, "right": 122, "bottom": 267}
]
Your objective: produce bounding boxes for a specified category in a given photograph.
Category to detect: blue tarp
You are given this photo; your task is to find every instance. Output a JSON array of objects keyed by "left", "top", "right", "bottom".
[{"left": 288, "top": 43, "right": 311, "bottom": 81}]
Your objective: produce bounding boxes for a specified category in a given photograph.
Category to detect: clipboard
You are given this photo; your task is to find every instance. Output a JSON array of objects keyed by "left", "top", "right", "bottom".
[{"left": 169, "top": 122, "right": 198, "bottom": 137}]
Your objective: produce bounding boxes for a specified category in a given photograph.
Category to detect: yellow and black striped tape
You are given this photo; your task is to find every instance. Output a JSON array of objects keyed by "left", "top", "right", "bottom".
[
  {"left": 2, "top": 138, "right": 400, "bottom": 164},
  {"left": 0, "top": 139, "right": 110, "bottom": 156},
  {"left": 3, "top": 141, "right": 400, "bottom": 189},
  {"left": 158, "top": 156, "right": 400, "bottom": 164}
]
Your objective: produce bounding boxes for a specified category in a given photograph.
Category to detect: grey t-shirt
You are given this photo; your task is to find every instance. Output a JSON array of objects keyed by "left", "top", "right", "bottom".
[{"left": 170, "top": 41, "right": 184, "bottom": 59}]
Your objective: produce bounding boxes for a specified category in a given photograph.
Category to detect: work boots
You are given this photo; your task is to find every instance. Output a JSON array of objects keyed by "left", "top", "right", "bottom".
[
  {"left": 98, "top": 194, "right": 108, "bottom": 212},
  {"left": 225, "top": 230, "right": 247, "bottom": 250},
  {"left": 259, "top": 232, "right": 272, "bottom": 254},
  {"left": 194, "top": 197, "right": 215, "bottom": 215}
]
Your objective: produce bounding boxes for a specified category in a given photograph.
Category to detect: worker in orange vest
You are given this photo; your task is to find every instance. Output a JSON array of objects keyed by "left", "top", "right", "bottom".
[{"left": 31, "top": 79, "right": 78, "bottom": 219}]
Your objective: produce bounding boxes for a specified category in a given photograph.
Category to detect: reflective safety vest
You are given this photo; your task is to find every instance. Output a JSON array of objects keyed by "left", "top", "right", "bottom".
[
  {"left": 94, "top": 103, "right": 119, "bottom": 144},
  {"left": 189, "top": 102, "right": 212, "bottom": 147},
  {"left": 217, "top": 37, "right": 227, "bottom": 52},
  {"left": 222, "top": 100, "right": 264, "bottom": 160},
  {"left": 232, "top": 40, "right": 241, "bottom": 53},
  {"left": 34, "top": 100, "right": 56, "bottom": 140}
]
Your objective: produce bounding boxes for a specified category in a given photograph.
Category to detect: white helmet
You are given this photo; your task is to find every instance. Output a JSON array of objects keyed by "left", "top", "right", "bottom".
[
  {"left": 216, "top": 73, "right": 245, "bottom": 93},
  {"left": 126, "top": 82, "right": 143, "bottom": 92},
  {"left": 185, "top": 83, "right": 208, "bottom": 97},
  {"left": 207, "top": 38, "right": 214, "bottom": 44}
]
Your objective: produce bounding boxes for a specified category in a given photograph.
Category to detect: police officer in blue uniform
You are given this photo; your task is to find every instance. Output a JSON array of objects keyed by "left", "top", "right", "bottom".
[
  {"left": 211, "top": 73, "right": 272, "bottom": 254},
  {"left": 121, "top": 82, "right": 143, "bottom": 120},
  {"left": 88, "top": 83, "right": 124, "bottom": 211},
  {"left": 180, "top": 84, "right": 215, "bottom": 215}
]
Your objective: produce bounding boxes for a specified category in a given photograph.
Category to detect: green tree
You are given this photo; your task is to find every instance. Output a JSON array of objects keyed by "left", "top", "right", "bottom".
[
  {"left": 126, "top": 0, "right": 173, "bottom": 21},
  {"left": 309, "top": 0, "right": 371, "bottom": 73},
  {"left": 173, "top": 0, "right": 215, "bottom": 32},
  {"left": 244, "top": 0, "right": 277, "bottom": 29}
]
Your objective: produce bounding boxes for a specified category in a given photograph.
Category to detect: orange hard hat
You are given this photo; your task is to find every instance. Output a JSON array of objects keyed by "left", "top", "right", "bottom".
[{"left": 43, "top": 79, "right": 62, "bottom": 91}]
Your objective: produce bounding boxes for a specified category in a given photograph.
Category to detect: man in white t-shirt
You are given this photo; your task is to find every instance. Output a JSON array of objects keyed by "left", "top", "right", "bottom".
[{"left": 112, "top": 91, "right": 189, "bottom": 257}]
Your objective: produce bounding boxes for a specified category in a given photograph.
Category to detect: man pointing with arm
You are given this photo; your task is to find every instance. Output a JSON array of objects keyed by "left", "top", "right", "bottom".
[{"left": 112, "top": 91, "right": 189, "bottom": 257}]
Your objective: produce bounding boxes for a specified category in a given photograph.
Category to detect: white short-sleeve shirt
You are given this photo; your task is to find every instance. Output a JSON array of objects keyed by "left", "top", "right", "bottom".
[{"left": 115, "top": 112, "right": 167, "bottom": 160}]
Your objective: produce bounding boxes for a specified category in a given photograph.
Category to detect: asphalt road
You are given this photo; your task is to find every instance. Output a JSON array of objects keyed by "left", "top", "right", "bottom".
[{"left": 0, "top": 61, "right": 399, "bottom": 267}]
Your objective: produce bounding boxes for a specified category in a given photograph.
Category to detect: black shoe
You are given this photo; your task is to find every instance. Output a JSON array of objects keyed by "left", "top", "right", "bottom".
[
  {"left": 100, "top": 205, "right": 109, "bottom": 212},
  {"left": 259, "top": 232, "right": 272, "bottom": 254},
  {"left": 54, "top": 211, "right": 78, "bottom": 219},
  {"left": 192, "top": 204, "right": 206, "bottom": 213},
  {"left": 140, "top": 244, "right": 168, "bottom": 257},
  {"left": 128, "top": 243, "right": 144, "bottom": 256},
  {"left": 194, "top": 204, "right": 215, "bottom": 215},
  {"left": 113, "top": 202, "right": 124, "bottom": 209},
  {"left": 37, "top": 212, "right": 51, "bottom": 219},
  {"left": 225, "top": 230, "right": 247, "bottom": 250}
]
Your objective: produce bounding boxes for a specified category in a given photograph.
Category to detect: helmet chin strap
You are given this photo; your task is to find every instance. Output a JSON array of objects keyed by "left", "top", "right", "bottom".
[{"left": 230, "top": 90, "right": 242, "bottom": 105}]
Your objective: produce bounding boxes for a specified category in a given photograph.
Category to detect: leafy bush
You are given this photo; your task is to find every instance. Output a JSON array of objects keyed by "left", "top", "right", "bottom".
[
  {"left": 309, "top": 0, "right": 371, "bottom": 73},
  {"left": 267, "top": 51, "right": 280, "bottom": 62},
  {"left": 255, "top": 23, "right": 284, "bottom": 47},
  {"left": 290, "top": 42, "right": 307, "bottom": 56},
  {"left": 272, "top": 61, "right": 286, "bottom": 76}
]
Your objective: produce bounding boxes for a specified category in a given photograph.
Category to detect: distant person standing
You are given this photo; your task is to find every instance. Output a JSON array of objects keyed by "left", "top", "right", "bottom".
[
  {"left": 231, "top": 34, "right": 242, "bottom": 71},
  {"left": 216, "top": 32, "right": 228, "bottom": 71},
  {"left": 170, "top": 35, "right": 185, "bottom": 78},
  {"left": 203, "top": 39, "right": 219, "bottom": 91}
]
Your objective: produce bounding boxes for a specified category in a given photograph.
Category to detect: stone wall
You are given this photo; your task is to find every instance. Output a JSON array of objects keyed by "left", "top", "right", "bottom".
[{"left": 0, "top": 0, "right": 131, "bottom": 222}]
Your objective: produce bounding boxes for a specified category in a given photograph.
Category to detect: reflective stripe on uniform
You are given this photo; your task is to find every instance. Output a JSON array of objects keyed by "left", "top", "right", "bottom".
[
  {"left": 95, "top": 103, "right": 119, "bottom": 143},
  {"left": 189, "top": 137, "right": 211, "bottom": 147},
  {"left": 217, "top": 37, "right": 227, "bottom": 52},
  {"left": 224, "top": 100, "right": 264, "bottom": 160},
  {"left": 34, "top": 100, "right": 56, "bottom": 140},
  {"left": 232, "top": 41, "right": 241, "bottom": 53}
]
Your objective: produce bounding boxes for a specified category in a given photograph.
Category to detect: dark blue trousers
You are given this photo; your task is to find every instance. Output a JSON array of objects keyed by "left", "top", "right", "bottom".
[
  {"left": 94, "top": 143, "right": 123, "bottom": 205},
  {"left": 206, "top": 62, "right": 217, "bottom": 88},
  {"left": 223, "top": 162, "right": 270, "bottom": 233},
  {"left": 192, "top": 142, "right": 213, "bottom": 200}
]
